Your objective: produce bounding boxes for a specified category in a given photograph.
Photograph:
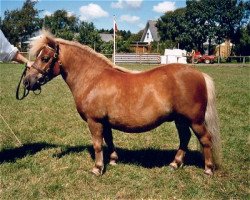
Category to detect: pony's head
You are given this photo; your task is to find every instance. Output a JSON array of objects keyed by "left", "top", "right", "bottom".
[{"left": 23, "top": 31, "right": 61, "bottom": 91}]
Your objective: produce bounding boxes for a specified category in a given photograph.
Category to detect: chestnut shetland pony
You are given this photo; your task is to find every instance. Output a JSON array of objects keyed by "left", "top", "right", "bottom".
[{"left": 24, "top": 31, "right": 221, "bottom": 176}]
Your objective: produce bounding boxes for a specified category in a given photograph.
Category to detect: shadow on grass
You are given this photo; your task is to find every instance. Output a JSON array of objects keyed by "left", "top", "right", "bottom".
[
  {"left": 0, "top": 142, "right": 204, "bottom": 169},
  {"left": 0, "top": 142, "right": 57, "bottom": 163},
  {"left": 115, "top": 148, "right": 204, "bottom": 169}
]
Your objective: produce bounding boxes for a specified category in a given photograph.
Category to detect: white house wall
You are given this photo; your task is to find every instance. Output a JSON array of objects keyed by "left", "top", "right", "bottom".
[{"left": 143, "top": 29, "right": 154, "bottom": 43}]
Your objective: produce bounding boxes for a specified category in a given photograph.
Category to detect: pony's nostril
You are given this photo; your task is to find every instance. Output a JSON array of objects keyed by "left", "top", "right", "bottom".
[{"left": 23, "top": 79, "right": 30, "bottom": 88}]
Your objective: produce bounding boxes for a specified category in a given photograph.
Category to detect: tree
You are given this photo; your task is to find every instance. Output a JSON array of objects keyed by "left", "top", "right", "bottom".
[
  {"left": 44, "top": 10, "right": 78, "bottom": 40},
  {"left": 116, "top": 38, "right": 132, "bottom": 53},
  {"left": 119, "top": 30, "right": 132, "bottom": 40},
  {"left": 186, "top": 0, "right": 245, "bottom": 53},
  {"left": 157, "top": 0, "right": 246, "bottom": 53},
  {"left": 100, "top": 41, "right": 113, "bottom": 56},
  {"left": 128, "top": 30, "right": 144, "bottom": 42},
  {"left": 151, "top": 40, "right": 177, "bottom": 54},
  {"left": 233, "top": 23, "right": 250, "bottom": 55},
  {"left": 242, "top": 0, "right": 250, "bottom": 25},
  {"left": 98, "top": 28, "right": 113, "bottom": 34},
  {"left": 76, "top": 21, "right": 103, "bottom": 52},
  {"left": 157, "top": 8, "right": 191, "bottom": 50},
  {"left": 214, "top": 0, "right": 244, "bottom": 40},
  {"left": 1, "top": 0, "right": 41, "bottom": 49}
]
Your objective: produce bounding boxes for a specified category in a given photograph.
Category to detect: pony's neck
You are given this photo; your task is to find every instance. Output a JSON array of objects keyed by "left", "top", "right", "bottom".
[{"left": 59, "top": 43, "right": 113, "bottom": 95}]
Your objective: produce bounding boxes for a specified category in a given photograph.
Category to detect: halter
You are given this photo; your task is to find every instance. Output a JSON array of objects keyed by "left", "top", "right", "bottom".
[
  {"left": 16, "top": 44, "right": 62, "bottom": 100},
  {"left": 16, "top": 63, "right": 30, "bottom": 100},
  {"left": 30, "top": 44, "right": 62, "bottom": 85}
]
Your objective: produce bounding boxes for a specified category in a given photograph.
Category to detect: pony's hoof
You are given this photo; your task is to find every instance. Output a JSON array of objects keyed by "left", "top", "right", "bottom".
[
  {"left": 109, "top": 160, "right": 117, "bottom": 166},
  {"left": 91, "top": 167, "right": 103, "bottom": 176},
  {"left": 169, "top": 162, "right": 178, "bottom": 170},
  {"left": 204, "top": 169, "right": 213, "bottom": 176}
]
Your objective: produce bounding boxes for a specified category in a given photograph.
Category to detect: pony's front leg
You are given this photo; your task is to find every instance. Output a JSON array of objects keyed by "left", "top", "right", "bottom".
[{"left": 87, "top": 119, "right": 104, "bottom": 176}]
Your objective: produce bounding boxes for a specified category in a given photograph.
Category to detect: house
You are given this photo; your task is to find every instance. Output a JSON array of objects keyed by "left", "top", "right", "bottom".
[
  {"left": 99, "top": 33, "right": 113, "bottom": 42},
  {"left": 140, "top": 20, "right": 160, "bottom": 44},
  {"left": 130, "top": 42, "right": 150, "bottom": 53},
  {"left": 130, "top": 20, "right": 160, "bottom": 53}
]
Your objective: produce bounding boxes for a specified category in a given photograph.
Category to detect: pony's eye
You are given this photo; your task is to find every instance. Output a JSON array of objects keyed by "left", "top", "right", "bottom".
[{"left": 41, "top": 56, "right": 50, "bottom": 63}]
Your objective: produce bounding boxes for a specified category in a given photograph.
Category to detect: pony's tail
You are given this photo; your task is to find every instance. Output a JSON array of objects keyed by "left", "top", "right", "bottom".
[{"left": 203, "top": 73, "right": 222, "bottom": 168}]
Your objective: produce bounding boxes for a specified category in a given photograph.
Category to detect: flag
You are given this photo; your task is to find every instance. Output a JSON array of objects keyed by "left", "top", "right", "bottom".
[
  {"left": 113, "top": 16, "right": 117, "bottom": 64},
  {"left": 114, "top": 18, "right": 118, "bottom": 32}
]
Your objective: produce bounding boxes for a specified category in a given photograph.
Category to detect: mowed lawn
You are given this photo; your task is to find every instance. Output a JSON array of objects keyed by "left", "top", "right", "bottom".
[{"left": 0, "top": 63, "right": 249, "bottom": 199}]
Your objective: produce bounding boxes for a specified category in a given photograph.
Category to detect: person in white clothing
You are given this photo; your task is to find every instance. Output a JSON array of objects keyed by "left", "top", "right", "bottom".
[{"left": 0, "top": 29, "right": 32, "bottom": 66}]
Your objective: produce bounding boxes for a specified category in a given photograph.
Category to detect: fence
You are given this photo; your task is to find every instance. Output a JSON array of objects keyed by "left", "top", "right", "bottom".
[
  {"left": 114, "top": 53, "right": 161, "bottom": 64},
  {"left": 216, "top": 56, "right": 250, "bottom": 64}
]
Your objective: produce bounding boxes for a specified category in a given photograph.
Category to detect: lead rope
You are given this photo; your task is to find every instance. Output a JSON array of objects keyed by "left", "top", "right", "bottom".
[
  {"left": 0, "top": 114, "right": 23, "bottom": 146},
  {"left": 16, "top": 63, "right": 29, "bottom": 100}
]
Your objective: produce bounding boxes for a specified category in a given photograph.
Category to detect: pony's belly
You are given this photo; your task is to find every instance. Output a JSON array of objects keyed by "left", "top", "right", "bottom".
[
  {"left": 108, "top": 110, "right": 174, "bottom": 133},
  {"left": 110, "top": 117, "right": 173, "bottom": 133}
]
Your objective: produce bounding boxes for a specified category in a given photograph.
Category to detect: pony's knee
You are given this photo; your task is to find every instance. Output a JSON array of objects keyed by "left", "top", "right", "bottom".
[
  {"left": 93, "top": 142, "right": 102, "bottom": 152},
  {"left": 200, "top": 134, "right": 212, "bottom": 147},
  {"left": 192, "top": 124, "right": 209, "bottom": 138}
]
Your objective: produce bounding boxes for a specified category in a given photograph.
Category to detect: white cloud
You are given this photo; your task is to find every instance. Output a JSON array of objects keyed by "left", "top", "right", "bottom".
[
  {"left": 67, "top": 11, "right": 74, "bottom": 17},
  {"left": 42, "top": 10, "right": 74, "bottom": 18},
  {"left": 126, "top": 0, "right": 143, "bottom": 8},
  {"left": 79, "top": 3, "right": 109, "bottom": 21},
  {"left": 153, "top": 1, "right": 176, "bottom": 13},
  {"left": 138, "top": 23, "right": 145, "bottom": 30},
  {"left": 111, "top": 0, "right": 123, "bottom": 8},
  {"left": 111, "top": 0, "right": 143, "bottom": 9},
  {"left": 43, "top": 11, "right": 52, "bottom": 17},
  {"left": 120, "top": 15, "right": 140, "bottom": 23}
]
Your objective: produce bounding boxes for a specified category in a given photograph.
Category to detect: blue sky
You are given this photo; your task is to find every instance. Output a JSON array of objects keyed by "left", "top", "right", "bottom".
[{"left": 1, "top": 0, "right": 186, "bottom": 33}]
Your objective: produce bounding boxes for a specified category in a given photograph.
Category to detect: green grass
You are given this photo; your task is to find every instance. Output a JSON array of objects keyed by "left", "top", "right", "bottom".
[{"left": 0, "top": 63, "right": 249, "bottom": 199}]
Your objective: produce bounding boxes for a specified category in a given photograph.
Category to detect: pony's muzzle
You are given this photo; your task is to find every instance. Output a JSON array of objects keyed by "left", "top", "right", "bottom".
[
  {"left": 23, "top": 79, "right": 30, "bottom": 89},
  {"left": 23, "top": 75, "right": 39, "bottom": 91}
]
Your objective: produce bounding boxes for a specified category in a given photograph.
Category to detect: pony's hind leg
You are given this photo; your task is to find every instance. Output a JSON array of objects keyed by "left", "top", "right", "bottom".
[
  {"left": 191, "top": 123, "right": 213, "bottom": 175},
  {"left": 103, "top": 125, "right": 118, "bottom": 165},
  {"left": 170, "top": 120, "right": 191, "bottom": 169}
]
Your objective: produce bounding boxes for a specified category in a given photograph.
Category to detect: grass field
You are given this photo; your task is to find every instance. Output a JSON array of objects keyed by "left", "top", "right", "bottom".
[{"left": 0, "top": 63, "right": 249, "bottom": 199}]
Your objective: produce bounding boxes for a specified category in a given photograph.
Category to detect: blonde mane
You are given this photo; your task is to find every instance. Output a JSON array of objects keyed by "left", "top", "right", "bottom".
[
  {"left": 30, "top": 30, "right": 140, "bottom": 74},
  {"left": 30, "top": 30, "right": 55, "bottom": 56}
]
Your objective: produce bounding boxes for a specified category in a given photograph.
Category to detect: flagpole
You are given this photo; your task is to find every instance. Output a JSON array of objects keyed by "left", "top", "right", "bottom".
[{"left": 113, "top": 15, "right": 116, "bottom": 64}]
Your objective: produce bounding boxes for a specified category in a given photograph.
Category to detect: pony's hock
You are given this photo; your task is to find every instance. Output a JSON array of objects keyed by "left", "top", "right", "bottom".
[{"left": 24, "top": 31, "right": 221, "bottom": 176}]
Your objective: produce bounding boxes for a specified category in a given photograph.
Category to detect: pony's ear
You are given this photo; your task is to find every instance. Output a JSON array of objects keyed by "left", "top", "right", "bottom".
[
  {"left": 43, "top": 30, "right": 56, "bottom": 49},
  {"left": 47, "top": 39, "right": 56, "bottom": 49}
]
